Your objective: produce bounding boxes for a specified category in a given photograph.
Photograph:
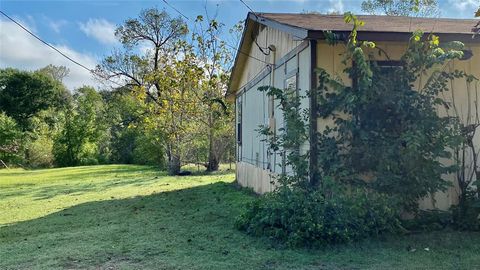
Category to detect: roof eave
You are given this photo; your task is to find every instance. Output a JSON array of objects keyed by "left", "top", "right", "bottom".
[
  {"left": 226, "top": 15, "right": 253, "bottom": 101},
  {"left": 226, "top": 12, "right": 309, "bottom": 100},
  {"left": 306, "top": 30, "right": 480, "bottom": 43}
]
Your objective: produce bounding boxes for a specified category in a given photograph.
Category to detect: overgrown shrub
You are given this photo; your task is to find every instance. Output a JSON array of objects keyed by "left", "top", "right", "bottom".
[
  {"left": 237, "top": 12, "right": 475, "bottom": 247},
  {"left": 451, "top": 188, "right": 480, "bottom": 231},
  {"left": 316, "top": 25, "right": 465, "bottom": 212},
  {"left": 402, "top": 210, "right": 453, "bottom": 231},
  {"left": 236, "top": 186, "right": 401, "bottom": 246}
]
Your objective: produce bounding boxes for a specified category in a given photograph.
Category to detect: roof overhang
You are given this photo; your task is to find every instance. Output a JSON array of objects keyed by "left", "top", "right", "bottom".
[{"left": 226, "top": 12, "right": 480, "bottom": 100}]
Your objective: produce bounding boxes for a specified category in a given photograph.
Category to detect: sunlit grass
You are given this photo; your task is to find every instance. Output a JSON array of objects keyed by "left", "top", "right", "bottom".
[
  {"left": 0, "top": 164, "right": 234, "bottom": 225},
  {"left": 1, "top": 165, "right": 479, "bottom": 269}
]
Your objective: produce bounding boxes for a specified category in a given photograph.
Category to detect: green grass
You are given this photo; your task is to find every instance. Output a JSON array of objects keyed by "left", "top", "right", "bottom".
[{"left": 1, "top": 165, "right": 479, "bottom": 269}]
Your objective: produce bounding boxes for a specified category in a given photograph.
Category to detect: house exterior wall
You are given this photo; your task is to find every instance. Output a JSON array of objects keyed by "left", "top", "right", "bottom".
[
  {"left": 234, "top": 22, "right": 480, "bottom": 209},
  {"left": 235, "top": 25, "right": 311, "bottom": 193},
  {"left": 315, "top": 41, "right": 480, "bottom": 210}
]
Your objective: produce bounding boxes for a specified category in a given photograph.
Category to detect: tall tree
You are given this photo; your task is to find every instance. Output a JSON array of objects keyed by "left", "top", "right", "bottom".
[
  {"left": 192, "top": 15, "right": 234, "bottom": 171},
  {"left": 53, "top": 86, "right": 106, "bottom": 167},
  {"left": 96, "top": 8, "right": 189, "bottom": 174},
  {"left": 96, "top": 8, "right": 187, "bottom": 103},
  {"left": 0, "top": 68, "right": 67, "bottom": 130},
  {"left": 37, "top": 64, "right": 70, "bottom": 83},
  {"left": 361, "top": 0, "right": 439, "bottom": 17}
]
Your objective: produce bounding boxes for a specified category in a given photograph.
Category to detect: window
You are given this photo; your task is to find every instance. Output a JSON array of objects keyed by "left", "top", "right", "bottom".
[
  {"left": 374, "top": 60, "right": 402, "bottom": 73},
  {"left": 352, "top": 60, "right": 402, "bottom": 88},
  {"left": 236, "top": 95, "right": 242, "bottom": 146}
]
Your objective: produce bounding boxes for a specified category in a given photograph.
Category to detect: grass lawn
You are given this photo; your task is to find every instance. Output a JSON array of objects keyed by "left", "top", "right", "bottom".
[{"left": 1, "top": 165, "right": 479, "bottom": 269}]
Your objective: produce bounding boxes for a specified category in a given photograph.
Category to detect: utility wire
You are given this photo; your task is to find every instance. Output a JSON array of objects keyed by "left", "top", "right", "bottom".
[
  {"left": 214, "top": 36, "right": 270, "bottom": 64},
  {"left": 0, "top": 9, "right": 233, "bottom": 106},
  {"left": 239, "top": 0, "right": 256, "bottom": 16},
  {"left": 238, "top": 0, "right": 306, "bottom": 41},
  {"left": 238, "top": 0, "right": 271, "bottom": 55},
  {"left": 0, "top": 10, "right": 125, "bottom": 88},
  {"left": 161, "top": 0, "right": 271, "bottom": 65},
  {"left": 162, "top": 0, "right": 190, "bottom": 21},
  {"left": 0, "top": 10, "right": 93, "bottom": 73}
]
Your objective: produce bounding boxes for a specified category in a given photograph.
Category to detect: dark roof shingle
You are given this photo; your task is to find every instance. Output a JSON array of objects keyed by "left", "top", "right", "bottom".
[{"left": 257, "top": 13, "right": 478, "bottom": 35}]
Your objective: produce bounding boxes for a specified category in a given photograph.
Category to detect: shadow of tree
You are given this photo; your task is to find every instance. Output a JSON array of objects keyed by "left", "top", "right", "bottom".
[
  {"left": 1, "top": 165, "right": 236, "bottom": 201},
  {"left": 1, "top": 180, "right": 480, "bottom": 270},
  {"left": 0, "top": 182, "right": 260, "bottom": 269}
]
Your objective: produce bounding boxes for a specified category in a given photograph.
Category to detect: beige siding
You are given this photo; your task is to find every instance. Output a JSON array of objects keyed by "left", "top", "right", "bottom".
[
  {"left": 237, "top": 26, "right": 302, "bottom": 91},
  {"left": 235, "top": 25, "right": 310, "bottom": 193},
  {"left": 316, "top": 41, "right": 480, "bottom": 210},
  {"left": 237, "top": 161, "right": 276, "bottom": 193}
]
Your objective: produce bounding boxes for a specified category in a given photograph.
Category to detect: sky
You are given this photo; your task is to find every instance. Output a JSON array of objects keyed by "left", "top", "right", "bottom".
[{"left": 0, "top": 0, "right": 479, "bottom": 90}]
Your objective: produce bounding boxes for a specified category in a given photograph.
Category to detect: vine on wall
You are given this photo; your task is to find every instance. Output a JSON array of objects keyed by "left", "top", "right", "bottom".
[{"left": 237, "top": 13, "right": 479, "bottom": 246}]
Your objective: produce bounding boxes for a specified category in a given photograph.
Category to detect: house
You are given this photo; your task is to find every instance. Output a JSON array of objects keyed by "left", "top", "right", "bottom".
[{"left": 226, "top": 12, "right": 480, "bottom": 210}]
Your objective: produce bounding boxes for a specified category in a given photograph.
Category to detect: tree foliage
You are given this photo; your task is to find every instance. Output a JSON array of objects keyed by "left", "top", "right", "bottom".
[
  {"left": 0, "top": 112, "right": 22, "bottom": 164},
  {"left": 316, "top": 13, "right": 466, "bottom": 212},
  {"left": 361, "top": 0, "right": 439, "bottom": 17},
  {"left": 53, "top": 86, "right": 106, "bottom": 167},
  {"left": 0, "top": 68, "right": 68, "bottom": 130},
  {"left": 96, "top": 7, "right": 235, "bottom": 174},
  {"left": 36, "top": 64, "right": 70, "bottom": 83}
]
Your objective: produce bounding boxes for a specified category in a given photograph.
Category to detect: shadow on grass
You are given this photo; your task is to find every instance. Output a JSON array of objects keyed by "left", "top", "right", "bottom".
[
  {"left": 1, "top": 180, "right": 480, "bottom": 270},
  {"left": 0, "top": 182, "right": 257, "bottom": 269},
  {"left": 1, "top": 165, "right": 236, "bottom": 201},
  {"left": 0, "top": 168, "right": 161, "bottom": 200}
]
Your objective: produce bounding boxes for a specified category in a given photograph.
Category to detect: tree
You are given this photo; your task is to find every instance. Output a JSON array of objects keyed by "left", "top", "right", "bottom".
[
  {"left": 36, "top": 64, "right": 70, "bottom": 83},
  {"left": 96, "top": 8, "right": 187, "bottom": 103},
  {"left": 143, "top": 43, "right": 203, "bottom": 174},
  {"left": 0, "top": 68, "right": 68, "bottom": 130},
  {"left": 53, "top": 86, "right": 106, "bottom": 167},
  {"left": 0, "top": 112, "right": 22, "bottom": 165},
  {"left": 96, "top": 8, "right": 189, "bottom": 174},
  {"left": 361, "top": 0, "right": 439, "bottom": 17},
  {"left": 192, "top": 15, "right": 234, "bottom": 171}
]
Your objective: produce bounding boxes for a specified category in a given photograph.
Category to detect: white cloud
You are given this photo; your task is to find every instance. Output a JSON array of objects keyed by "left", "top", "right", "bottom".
[
  {"left": 48, "top": 19, "right": 68, "bottom": 33},
  {"left": 79, "top": 18, "right": 117, "bottom": 45},
  {"left": 328, "top": 0, "right": 344, "bottom": 13},
  {"left": 448, "top": 0, "right": 479, "bottom": 12},
  {"left": 0, "top": 19, "right": 100, "bottom": 90}
]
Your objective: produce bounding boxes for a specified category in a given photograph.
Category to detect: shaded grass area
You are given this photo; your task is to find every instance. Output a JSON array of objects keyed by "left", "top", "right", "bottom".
[{"left": 1, "top": 165, "right": 479, "bottom": 269}]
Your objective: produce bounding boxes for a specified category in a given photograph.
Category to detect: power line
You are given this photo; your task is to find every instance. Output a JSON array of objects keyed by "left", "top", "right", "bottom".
[
  {"left": 161, "top": 0, "right": 271, "bottom": 65},
  {"left": 237, "top": 0, "right": 306, "bottom": 41},
  {"left": 214, "top": 36, "right": 270, "bottom": 64},
  {"left": 162, "top": 0, "right": 190, "bottom": 21},
  {"left": 0, "top": 10, "right": 94, "bottom": 73},
  {"left": 239, "top": 0, "right": 256, "bottom": 15},
  {"left": 0, "top": 10, "right": 125, "bottom": 88}
]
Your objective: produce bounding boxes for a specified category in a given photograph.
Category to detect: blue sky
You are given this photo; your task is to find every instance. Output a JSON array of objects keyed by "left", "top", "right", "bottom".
[{"left": 1, "top": 0, "right": 479, "bottom": 89}]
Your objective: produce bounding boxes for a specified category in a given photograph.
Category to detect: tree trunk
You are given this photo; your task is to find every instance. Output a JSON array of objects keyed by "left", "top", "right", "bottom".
[
  {"left": 206, "top": 113, "right": 220, "bottom": 172},
  {"left": 206, "top": 153, "right": 219, "bottom": 172},
  {"left": 168, "top": 153, "right": 181, "bottom": 175}
]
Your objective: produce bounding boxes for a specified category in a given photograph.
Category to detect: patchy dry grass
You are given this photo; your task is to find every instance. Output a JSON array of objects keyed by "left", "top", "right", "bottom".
[{"left": 1, "top": 165, "right": 479, "bottom": 269}]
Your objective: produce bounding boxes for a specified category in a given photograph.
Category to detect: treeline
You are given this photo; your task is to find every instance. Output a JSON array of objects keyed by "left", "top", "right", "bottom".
[{"left": 0, "top": 8, "right": 237, "bottom": 173}]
